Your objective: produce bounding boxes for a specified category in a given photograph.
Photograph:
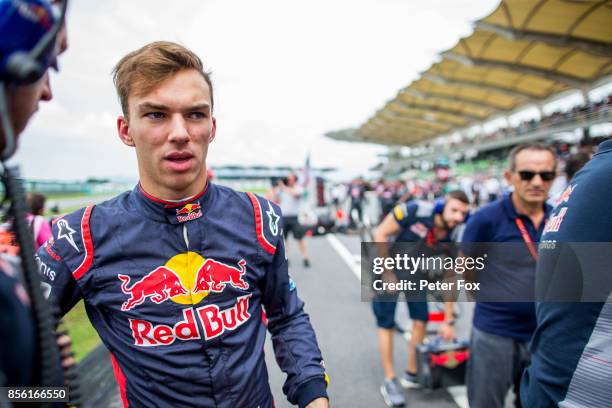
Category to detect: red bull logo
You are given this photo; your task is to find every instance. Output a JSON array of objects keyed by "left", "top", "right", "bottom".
[
  {"left": 193, "top": 259, "right": 249, "bottom": 293},
  {"left": 130, "top": 295, "right": 252, "bottom": 346},
  {"left": 176, "top": 203, "right": 202, "bottom": 223},
  {"left": 544, "top": 207, "right": 568, "bottom": 234},
  {"left": 555, "top": 184, "right": 575, "bottom": 206},
  {"left": 119, "top": 252, "right": 253, "bottom": 345},
  {"left": 118, "top": 253, "right": 249, "bottom": 311}
]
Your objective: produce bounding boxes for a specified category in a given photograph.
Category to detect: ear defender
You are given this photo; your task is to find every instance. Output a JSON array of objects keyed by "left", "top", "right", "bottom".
[{"left": 434, "top": 199, "right": 446, "bottom": 215}]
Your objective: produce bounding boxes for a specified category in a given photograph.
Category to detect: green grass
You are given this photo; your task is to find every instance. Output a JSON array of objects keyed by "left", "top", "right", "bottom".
[
  {"left": 61, "top": 301, "right": 101, "bottom": 362},
  {"left": 246, "top": 186, "right": 269, "bottom": 194},
  {"left": 44, "top": 204, "right": 86, "bottom": 217},
  {"left": 41, "top": 192, "right": 117, "bottom": 200}
]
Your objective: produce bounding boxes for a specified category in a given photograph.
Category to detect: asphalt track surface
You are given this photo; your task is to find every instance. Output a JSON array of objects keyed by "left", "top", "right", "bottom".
[{"left": 265, "top": 233, "right": 472, "bottom": 408}]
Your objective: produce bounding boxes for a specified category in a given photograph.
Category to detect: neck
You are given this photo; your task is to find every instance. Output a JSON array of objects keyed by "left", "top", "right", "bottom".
[{"left": 511, "top": 193, "right": 543, "bottom": 217}]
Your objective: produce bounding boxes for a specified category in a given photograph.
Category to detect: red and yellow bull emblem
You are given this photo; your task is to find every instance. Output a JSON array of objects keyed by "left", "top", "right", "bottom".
[
  {"left": 118, "top": 252, "right": 251, "bottom": 346},
  {"left": 175, "top": 203, "right": 203, "bottom": 223}
]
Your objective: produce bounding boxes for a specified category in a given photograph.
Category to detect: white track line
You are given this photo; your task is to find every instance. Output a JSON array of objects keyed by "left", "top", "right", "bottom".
[
  {"left": 447, "top": 386, "right": 469, "bottom": 408},
  {"left": 325, "top": 234, "right": 361, "bottom": 279},
  {"left": 325, "top": 233, "right": 468, "bottom": 408}
]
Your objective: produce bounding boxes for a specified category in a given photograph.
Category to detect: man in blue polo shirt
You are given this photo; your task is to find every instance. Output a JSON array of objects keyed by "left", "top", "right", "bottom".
[
  {"left": 521, "top": 138, "right": 612, "bottom": 407},
  {"left": 461, "top": 143, "right": 556, "bottom": 408},
  {"left": 373, "top": 190, "right": 470, "bottom": 407}
]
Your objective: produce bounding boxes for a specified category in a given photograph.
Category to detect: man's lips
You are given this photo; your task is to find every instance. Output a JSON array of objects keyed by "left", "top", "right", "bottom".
[
  {"left": 165, "top": 151, "right": 194, "bottom": 161},
  {"left": 164, "top": 152, "right": 194, "bottom": 172}
]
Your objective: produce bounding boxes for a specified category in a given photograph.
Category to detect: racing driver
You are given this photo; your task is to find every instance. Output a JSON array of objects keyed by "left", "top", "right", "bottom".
[{"left": 35, "top": 41, "right": 329, "bottom": 408}]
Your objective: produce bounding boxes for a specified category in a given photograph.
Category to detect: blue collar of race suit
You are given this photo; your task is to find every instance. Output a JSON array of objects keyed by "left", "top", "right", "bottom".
[{"left": 131, "top": 181, "right": 213, "bottom": 225}]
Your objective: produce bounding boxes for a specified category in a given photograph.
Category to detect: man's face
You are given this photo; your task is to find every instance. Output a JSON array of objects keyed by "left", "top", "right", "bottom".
[
  {"left": 442, "top": 198, "right": 469, "bottom": 229},
  {"left": 117, "top": 69, "right": 216, "bottom": 199},
  {"left": 505, "top": 149, "right": 556, "bottom": 205},
  {"left": 3, "top": 72, "right": 52, "bottom": 141}
]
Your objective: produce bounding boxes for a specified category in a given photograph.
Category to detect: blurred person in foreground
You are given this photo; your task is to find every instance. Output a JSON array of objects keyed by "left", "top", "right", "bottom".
[
  {"left": 372, "top": 190, "right": 469, "bottom": 407},
  {"left": 35, "top": 41, "right": 328, "bottom": 408},
  {"left": 521, "top": 137, "right": 612, "bottom": 407},
  {"left": 460, "top": 143, "right": 556, "bottom": 408},
  {"left": 0, "top": 0, "right": 71, "bottom": 390}
]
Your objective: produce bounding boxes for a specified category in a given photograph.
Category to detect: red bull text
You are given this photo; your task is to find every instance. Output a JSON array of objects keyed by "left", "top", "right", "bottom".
[{"left": 129, "top": 295, "right": 252, "bottom": 346}]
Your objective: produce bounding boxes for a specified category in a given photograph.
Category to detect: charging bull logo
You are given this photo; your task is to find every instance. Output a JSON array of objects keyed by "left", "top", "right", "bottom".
[
  {"left": 118, "top": 267, "right": 188, "bottom": 311},
  {"left": 193, "top": 259, "right": 249, "bottom": 293},
  {"left": 118, "top": 253, "right": 249, "bottom": 311},
  {"left": 119, "top": 252, "right": 253, "bottom": 346}
]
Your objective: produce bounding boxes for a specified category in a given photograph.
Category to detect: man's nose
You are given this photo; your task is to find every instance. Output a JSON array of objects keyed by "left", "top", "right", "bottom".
[
  {"left": 40, "top": 73, "right": 52, "bottom": 102},
  {"left": 530, "top": 174, "right": 545, "bottom": 186},
  {"left": 168, "top": 115, "right": 189, "bottom": 143}
]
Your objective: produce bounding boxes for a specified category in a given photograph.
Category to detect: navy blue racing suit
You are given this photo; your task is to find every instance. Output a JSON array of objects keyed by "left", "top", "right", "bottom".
[
  {"left": 35, "top": 182, "right": 328, "bottom": 408},
  {"left": 521, "top": 139, "right": 612, "bottom": 407}
]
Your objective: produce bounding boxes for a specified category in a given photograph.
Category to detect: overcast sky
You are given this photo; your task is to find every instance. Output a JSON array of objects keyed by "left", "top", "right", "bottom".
[{"left": 13, "top": 0, "right": 501, "bottom": 181}]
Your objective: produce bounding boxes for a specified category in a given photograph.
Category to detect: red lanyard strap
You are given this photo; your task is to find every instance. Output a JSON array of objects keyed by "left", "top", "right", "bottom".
[{"left": 515, "top": 218, "right": 538, "bottom": 261}]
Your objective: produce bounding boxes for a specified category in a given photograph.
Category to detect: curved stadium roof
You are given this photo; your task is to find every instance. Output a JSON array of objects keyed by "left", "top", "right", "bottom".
[{"left": 327, "top": 0, "right": 612, "bottom": 146}]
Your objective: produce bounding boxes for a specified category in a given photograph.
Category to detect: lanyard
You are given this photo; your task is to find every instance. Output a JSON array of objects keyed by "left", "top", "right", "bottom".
[
  {"left": 515, "top": 218, "right": 539, "bottom": 261},
  {"left": 426, "top": 228, "right": 437, "bottom": 246}
]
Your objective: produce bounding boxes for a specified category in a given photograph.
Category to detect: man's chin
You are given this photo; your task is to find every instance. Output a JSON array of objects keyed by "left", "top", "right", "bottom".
[
  {"left": 162, "top": 173, "right": 205, "bottom": 194},
  {"left": 524, "top": 193, "right": 546, "bottom": 204}
]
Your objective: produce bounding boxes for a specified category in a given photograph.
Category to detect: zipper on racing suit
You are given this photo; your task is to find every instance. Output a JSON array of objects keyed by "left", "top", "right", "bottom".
[{"left": 182, "top": 224, "right": 189, "bottom": 249}]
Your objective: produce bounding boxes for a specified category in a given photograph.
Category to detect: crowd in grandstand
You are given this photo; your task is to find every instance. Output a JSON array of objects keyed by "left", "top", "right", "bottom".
[{"left": 436, "top": 94, "right": 611, "bottom": 153}]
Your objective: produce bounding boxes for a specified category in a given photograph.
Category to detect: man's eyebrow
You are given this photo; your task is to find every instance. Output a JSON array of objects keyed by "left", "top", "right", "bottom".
[
  {"left": 186, "top": 103, "right": 211, "bottom": 111},
  {"left": 137, "top": 102, "right": 169, "bottom": 112}
]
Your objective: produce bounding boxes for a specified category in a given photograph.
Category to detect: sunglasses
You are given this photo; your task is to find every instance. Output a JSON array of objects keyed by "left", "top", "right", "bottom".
[{"left": 516, "top": 170, "right": 556, "bottom": 182}]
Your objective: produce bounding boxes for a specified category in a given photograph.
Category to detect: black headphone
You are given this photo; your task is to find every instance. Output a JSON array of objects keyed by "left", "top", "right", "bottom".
[{"left": 3, "top": 0, "right": 68, "bottom": 85}]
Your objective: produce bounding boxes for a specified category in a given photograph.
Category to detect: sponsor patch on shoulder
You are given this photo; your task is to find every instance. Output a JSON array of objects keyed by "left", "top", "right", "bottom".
[
  {"left": 57, "top": 219, "right": 80, "bottom": 252},
  {"left": 266, "top": 202, "right": 280, "bottom": 236}
]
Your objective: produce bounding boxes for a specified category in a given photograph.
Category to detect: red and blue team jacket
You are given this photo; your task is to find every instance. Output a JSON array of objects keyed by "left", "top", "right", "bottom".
[{"left": 35, "top": 182, "right": 328, "bottom": 408}]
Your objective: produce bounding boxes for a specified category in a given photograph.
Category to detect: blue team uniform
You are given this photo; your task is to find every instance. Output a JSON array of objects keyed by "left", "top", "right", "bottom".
[
  {"left": 35, "top": 182, "right": 328, "bottom": 408},
  {"left": 372, "top": 200, "right": 457, "bottom": 327}
]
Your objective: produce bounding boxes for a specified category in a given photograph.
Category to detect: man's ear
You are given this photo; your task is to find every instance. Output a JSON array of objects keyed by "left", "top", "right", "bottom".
[
  {"left": 503, "top": 169, "right": 513, "bottom": 185},
  {"left": 208, "top": 117, "right": 217, "bottom": 143},
  {"left": 117, "top": 116, "right": 135, "bottom": 147}
]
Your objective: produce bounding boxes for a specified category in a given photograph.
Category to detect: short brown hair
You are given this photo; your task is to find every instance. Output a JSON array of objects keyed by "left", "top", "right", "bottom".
[
  {"left": 508, "top": 143, "right": 557, "bottom": 171},
  {"left": 112, "top": 41, "right": 213, "bottom": 117},
  {"left": 446, "top": 190, "right": 469, "bottom": 205}
]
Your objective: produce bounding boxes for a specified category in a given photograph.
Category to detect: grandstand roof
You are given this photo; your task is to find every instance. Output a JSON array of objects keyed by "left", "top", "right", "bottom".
[{"left": 327, "top": 0, "right": 612, "bottom": 146}]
